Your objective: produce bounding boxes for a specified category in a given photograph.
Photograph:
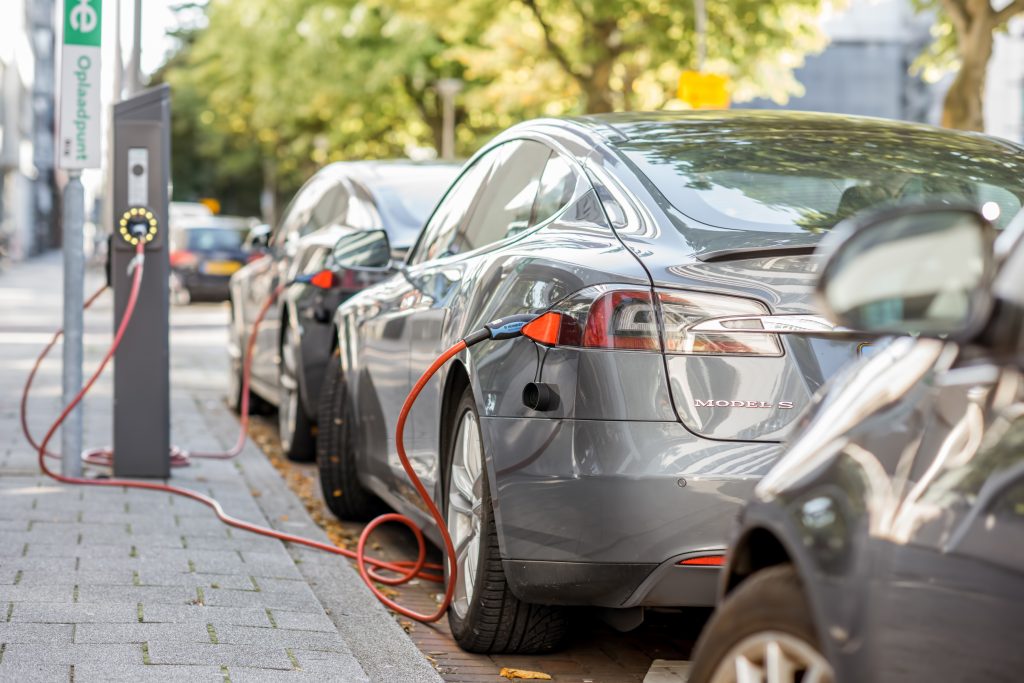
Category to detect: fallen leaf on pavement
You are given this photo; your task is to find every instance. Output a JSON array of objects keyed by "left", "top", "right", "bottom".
[{"left": 499, "top": 668, "right": 552, "bottom": 680}]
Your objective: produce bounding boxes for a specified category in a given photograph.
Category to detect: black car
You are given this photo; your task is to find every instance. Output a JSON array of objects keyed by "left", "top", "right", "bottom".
[
  {"left": 228, "top": 160, "right": 458, "bottom": 459},
  {"left": 689, "top": 203, "right": 1024, "bottom": 683},
  {"left": 168, "top": 216, "right": 256, "bottom": 303}
]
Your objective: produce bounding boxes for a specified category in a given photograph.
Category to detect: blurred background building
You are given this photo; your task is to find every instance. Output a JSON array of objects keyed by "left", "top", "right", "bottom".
[
  {"left": 0, "top": 0, "right": 58, "bottom": 260},
  {"left": 739, "top": 0, "right": 1024, "bottom": 136}
]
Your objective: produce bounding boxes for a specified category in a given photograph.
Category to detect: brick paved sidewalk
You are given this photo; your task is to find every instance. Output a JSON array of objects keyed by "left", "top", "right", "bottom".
[{"left": 0, "top": 253, "right": 441, "bottom": 682}]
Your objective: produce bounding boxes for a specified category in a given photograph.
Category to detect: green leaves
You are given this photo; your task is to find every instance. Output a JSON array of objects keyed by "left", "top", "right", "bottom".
[{"left": 162, "top": 0, "right": 842, "bottom": 212}]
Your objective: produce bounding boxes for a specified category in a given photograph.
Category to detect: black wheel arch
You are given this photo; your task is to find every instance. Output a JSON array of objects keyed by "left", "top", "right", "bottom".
[
  {"left": 724, "top": 525, "right": 794, "bottom": 595},
  {"left": 437, "top": 360, "right": 472, "bottom": 498}
]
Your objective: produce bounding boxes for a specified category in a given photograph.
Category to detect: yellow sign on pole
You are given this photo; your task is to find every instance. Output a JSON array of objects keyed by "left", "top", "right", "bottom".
[{"left": 677, "top": 71, "right": 731, "bottom": 109}]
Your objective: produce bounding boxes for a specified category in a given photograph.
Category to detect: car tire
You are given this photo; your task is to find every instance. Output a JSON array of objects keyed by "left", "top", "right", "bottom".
[
  {"left": 278, "top": 323, "right": 316, "bottom": 461},
  {"left": 688, "top": 565, "right": 834, "bottom": 683},
  {"left": 444, "top": 386, "right": 568, "bottom": 654},
  {"left": 316, "top": 348, "right": 385, "bottom": 521}
]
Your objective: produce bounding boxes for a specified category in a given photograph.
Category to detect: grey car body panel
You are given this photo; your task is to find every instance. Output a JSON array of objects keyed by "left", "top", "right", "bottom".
[
  {"left": 725, "top": 333, "right": 1024, "bottom": 682},
  {"left": 330, "top": 112, "right": 1017, "bottom": 610}
]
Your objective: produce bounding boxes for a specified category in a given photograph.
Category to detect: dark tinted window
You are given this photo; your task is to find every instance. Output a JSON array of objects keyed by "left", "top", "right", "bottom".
[
  {"left": 451, "top": 140, "right": 549, "bottom": 254},
  {"left": 365, "top": 166, "right": 459, "bottom": 247},
  {"left": 621, "top": 129, "right": 1024, "bottom": 234},
  {"left": 304, "top": 183, "right": 350, "bottom": 236},
  {"left": 186, "top": 228, "right": 245, "bottom": 251}
]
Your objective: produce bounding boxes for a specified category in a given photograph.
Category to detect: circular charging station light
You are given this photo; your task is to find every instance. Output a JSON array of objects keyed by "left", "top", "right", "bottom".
[{"left": 119, "top": 207, "right": 159, "bottom": 245}]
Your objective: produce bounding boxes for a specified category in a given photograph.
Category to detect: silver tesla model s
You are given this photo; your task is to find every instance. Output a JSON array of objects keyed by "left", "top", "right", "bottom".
[{"left": 314, "top": 111, "right": 1024, "bottom": 653}]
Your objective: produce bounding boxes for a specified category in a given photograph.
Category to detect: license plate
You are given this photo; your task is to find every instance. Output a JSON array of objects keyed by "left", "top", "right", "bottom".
[{"left": 202, "top": 260, "right": 241, "bottom": 276}]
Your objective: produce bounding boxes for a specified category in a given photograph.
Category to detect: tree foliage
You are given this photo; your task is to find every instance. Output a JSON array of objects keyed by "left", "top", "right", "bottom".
[{"left": 161, "top": 0, "right": 840, "bottom": 215}]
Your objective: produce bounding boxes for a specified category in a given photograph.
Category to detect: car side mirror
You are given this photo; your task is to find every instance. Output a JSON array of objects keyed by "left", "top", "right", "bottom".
[
  {"left": 330, "top": 229, "right": 394, "bottom": 272},
  {"left": 816, "top": 202, "right": 997, "bottom": 341},
  {"left": 245, "top": 224, "right": 271, "bottom": 262}
]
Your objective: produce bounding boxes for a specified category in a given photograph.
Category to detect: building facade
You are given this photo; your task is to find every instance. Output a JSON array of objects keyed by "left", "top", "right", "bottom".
[
  {"left": 738, "top": 0, "right": 1024, "bottom": 144},
  {"left": 0, "top": 0, "right": 58, "bottom": 261}
]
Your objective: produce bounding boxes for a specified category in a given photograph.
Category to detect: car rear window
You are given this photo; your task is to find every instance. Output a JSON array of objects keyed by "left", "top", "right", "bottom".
[
  {"left": 186, "top": 227, "right": 245, "bottom": 251},
  {"left": 620, "top": 129, "right": 1024, "bottom": 233},
  {"left": 371, "top": 167, "right": 460, "bottom": 246}
]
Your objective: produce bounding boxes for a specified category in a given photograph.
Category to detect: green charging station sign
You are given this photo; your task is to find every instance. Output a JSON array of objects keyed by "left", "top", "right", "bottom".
[{"left": 59, "top": 0, "right": 103, "bottom": 170}]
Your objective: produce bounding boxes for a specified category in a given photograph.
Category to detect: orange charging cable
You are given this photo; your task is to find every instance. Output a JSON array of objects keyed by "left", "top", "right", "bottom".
[{"left": 28, "top": 241, "right": 462, "bottom": 621}]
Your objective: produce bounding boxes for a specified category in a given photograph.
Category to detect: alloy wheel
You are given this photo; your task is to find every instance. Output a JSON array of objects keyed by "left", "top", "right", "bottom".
[
  {"left": 709, "top": 631, "right": 833, "bottom": 683},
  {"left": 447, "top": 407, "right": 484, "bottom": 619}
]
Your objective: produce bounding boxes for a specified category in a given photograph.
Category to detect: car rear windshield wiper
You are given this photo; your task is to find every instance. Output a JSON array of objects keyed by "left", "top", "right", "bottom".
[{"left": 697, "top": 244, "right": 819, "bottom": 263}]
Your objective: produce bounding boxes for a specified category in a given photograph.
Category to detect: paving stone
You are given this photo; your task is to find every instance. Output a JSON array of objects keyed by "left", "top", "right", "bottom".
[
  {"left": 146, "top": 641, "right": 293, "bottom": 669},
  {"left": 0, "top": 661, "right": 69, "bottom": 682},
  {"left": 228, "top": 665, "right": 369, "bottom": 682},
  {"left": 291, "top": 648, "right": 372, "bottom": 681},
  {"left": 0, "top": 556, "right": 77, "bottom": 573},
  {"left": 181, "top": 534, "right": 282, "bottom": 552},
  {"left": 0, "top": 643, "right": 143, "bottom": 667},
  {"left": 76, "top": 585, "right": 197, "bottom": 606},
  {"left": 137, "top": 570, "right": 256, "bottom": 590},
  {"left": 201, "top": 585, "right": 323, "bottom": 611},
  {"left": 0, "top": 622, "right": 74, "bottom": 643},
  {"left": 142, "top": 604, "right": 274, "bottom": 628},
  {"left": 72, "top": 664, "right": 225, "bottom": 682},
  {"left": 0, "top": 583, "right": 75, "bottom": 602},
  {"left": 214, "top": 624, "right": 350, "bottom": 652},
  {"left": 74, "top": 621, "right": 212, "bottom": 644},
  {"left": 77, "top": 556, "right": 191, "bottom": 574},
  {"left": 266, "top": 609, "right": 339, "bottom": 633},
  {"left": 7, "top": 602, "right": 140, "bottom": 624},
  {"left": 17, "top": 568, "right": 136, "bottom": 586},
  {"left": 25, "top": 542, "right": 137, "bottom": 558}
]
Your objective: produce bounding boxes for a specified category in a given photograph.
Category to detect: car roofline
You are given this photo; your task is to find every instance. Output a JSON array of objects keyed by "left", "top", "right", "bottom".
[{"left": 555, "top": 110, "right": 1024, "bottom": 154}]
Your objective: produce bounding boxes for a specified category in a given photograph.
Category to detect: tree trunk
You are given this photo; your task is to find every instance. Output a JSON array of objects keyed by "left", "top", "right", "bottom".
[
  {"left": 942, "top": 20, "right": 993, "bottom": 132},
  {"left": 580, "top": 19, "right": 618, "bottom": 113},
  {"left": 582, "top": 60, "right": 616, "bottom": 113}
]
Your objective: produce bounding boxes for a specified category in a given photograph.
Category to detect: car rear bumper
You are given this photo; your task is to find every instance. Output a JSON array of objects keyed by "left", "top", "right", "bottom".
[
  {"left": 480, "top": 416, "right": 781, "bottom": 607},
  {"left": 502, "top": 554, "right": 721, "bottom": 608}
]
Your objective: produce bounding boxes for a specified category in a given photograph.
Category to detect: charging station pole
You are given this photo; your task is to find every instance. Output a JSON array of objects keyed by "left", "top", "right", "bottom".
[
  {"left": 111, "top": 86, "right": 171, "bottom": 478},
  {"left": 57, "top": 0, "right": 103, "bottom": 477}
]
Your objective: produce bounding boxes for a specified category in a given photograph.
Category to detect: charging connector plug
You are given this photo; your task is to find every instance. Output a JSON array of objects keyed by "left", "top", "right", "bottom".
[{"left": 462, "top": 314, "right": 539, "bottom": 347}]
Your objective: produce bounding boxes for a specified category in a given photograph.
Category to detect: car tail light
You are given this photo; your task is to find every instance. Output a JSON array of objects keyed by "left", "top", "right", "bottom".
[
  {"left": 657, "top": 290, "right": 782, "bottom": 356},
  {"left": 246, "top": 252, "right": 267, "bottom": 264},
  {"left": 678, "top": 555, "right": 724, "bottom": 567},
  {"left": 523, "top": 284, "right": 781, "bottom": 356},
  {"left": 170, "top": 250, "right": 198, "bottom": 268}
]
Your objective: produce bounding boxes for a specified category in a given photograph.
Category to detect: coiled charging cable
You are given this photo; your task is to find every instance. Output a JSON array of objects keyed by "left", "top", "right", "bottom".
[{"left": 26, "top": 240, "right": 538, "bottom": 623}]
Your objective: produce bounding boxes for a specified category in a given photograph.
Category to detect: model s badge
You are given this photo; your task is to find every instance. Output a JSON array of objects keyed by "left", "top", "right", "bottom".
[{"left": 693, "top": 399, "right": 795, "bottom": 409}]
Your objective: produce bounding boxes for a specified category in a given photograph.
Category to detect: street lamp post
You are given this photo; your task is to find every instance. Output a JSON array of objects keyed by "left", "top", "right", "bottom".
[
  {"left": 126, "top": 0, "right": 142, "bottom": 94},
  {"left": 436, "top": 78, "right": 463, "bottom": 161}
]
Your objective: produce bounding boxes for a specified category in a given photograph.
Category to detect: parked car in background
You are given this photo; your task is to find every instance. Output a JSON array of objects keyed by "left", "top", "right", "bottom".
[
  {"left": 689, "top": 203, "right": 1024, "bottom": 683},
  {"left": 227, "top": 160, "right": 459, "bottom": 460},
  {"left": 318, "top": 112, "right": 1024, "bottom": 654},
  {"left": 169, "top": 200, "right": 214, "bottom": 229},
  {"left": 169, "top": 215, "right": 257, "bottom": 303}
]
